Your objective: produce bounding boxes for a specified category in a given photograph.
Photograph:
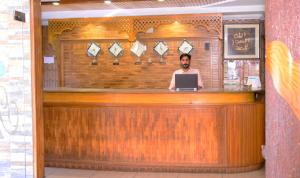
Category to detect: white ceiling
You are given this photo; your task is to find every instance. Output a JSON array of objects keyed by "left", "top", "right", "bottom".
[
  {"left": 42, "top": 0, "right": 265, "bottom": 24},
  {"left": 43, "top": 0, "right": 236, "bottom": 11}
]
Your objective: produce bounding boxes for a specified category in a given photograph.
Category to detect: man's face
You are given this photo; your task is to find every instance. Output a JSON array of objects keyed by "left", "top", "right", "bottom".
[{"left": 180, "top": 56, "right": 190, "bottom": 69}]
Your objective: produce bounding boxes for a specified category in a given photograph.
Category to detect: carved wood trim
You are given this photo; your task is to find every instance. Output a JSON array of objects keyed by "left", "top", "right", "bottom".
[
  {"left": 132, "top": 14, "right": 222, "bottom": 39},
  {"left": 48, "top": 14, "right": 223, "bottom": 47}
]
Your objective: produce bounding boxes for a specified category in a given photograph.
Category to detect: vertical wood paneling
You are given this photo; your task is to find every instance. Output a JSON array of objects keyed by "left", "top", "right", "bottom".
[
  {"left": 44, "top": 106, "right": 224, "bottom": 166},
  {"left": 42, "top": 27, "right": 59, "bottom": 88},
  {"left": 226, "top": 103, "right": 264, "bottom": 168},
  {"left": 43, "top": 97, "right": 264, "bottom": 172},
  {"left": 30, "top": 0, "right": 44, "bottom": 177}
]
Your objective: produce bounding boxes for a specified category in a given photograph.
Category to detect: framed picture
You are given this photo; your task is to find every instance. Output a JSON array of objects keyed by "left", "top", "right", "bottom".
[
  {"left": 224, "top": 24, "right": 260, "bottom": 59},
  {"left": 87, "top": 42, "right": 101, "bottom": 57}
]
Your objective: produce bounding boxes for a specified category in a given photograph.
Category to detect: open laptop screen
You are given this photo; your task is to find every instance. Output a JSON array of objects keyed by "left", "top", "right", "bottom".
[{"left": 175, "top": 74, "right": 198, "bottom": 91}]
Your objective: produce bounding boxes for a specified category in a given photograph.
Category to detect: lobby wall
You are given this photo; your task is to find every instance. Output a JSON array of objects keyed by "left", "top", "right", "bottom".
[
  {"left": 0, "top": 1, "right": 33, "bottom": 177},
  {"left": 265, "top": 0, "right": 300, "bottom": 177}
]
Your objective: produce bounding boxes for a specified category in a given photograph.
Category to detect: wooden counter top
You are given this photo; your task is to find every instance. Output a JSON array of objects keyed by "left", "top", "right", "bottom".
[
  {"left": 44, "top": 87, "right": 263, "bottom": 93},
  {"left": 44, "top": 88, "right": 263, "bottom": 105}
]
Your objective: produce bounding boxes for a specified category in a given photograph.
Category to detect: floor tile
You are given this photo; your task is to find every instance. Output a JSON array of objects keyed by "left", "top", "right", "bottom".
[
  {"left": 178, "top": 172, "right": 222, "bottom": 178},
  {"left": 222, "top": 168, "right": 265, "bottom": 178},
  {"left": 91, "top": 171, "right": 136, "bottom": 178},
  {"left": 46, "top": 176, "right": 89, "bottom": 178},
  {"left": 134, "top": 172, "right": 178, "bottom": 178},
  {"left": 45, "top": 168, "right": 95, "bottom": 178},
  {"left": 45, "top": 167, "right": 57, "bottom": 176},
  {"left": 44, "top": 167, "right": 265, "bottom": 178}
]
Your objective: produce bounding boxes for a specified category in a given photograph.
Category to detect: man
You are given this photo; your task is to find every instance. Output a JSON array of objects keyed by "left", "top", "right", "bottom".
[{"left": 169, "top": 53, "right": 204, "bottom": 90}]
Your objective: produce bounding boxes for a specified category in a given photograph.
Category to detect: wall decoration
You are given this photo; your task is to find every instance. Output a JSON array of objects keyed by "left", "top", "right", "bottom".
[
  {"left": 178, "top": 40, "right": 193, "bottom": 54},
  {"left": 130, "top": 41, "right": 147, "bottom": 65},
  {"left": 47, "top": 14, "right": 223, "bottom": 46},
  {"left": 87, "top": 42, "right": 101, "bottom": 65},
  {"left": 108, "top": 42, "right": 124, "bottom": 65},
  {"left": 45, "top": 14, "right": 224, "bottom": 88},
  {"left": 153, "top": 41, "right": 168, "bottom": 64},
  {"left": 224, "top": 24, "right": 260, "bottom": 59}
]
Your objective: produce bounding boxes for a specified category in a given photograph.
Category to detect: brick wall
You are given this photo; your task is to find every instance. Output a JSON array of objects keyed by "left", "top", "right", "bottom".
[{"left": 61, "top": 39, "right": 221, "bottom": 89}]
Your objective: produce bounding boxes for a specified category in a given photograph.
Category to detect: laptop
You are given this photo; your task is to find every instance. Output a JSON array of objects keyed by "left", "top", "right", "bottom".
[{"left": 175, "top": 74, "right": 198, "bottom": 91}]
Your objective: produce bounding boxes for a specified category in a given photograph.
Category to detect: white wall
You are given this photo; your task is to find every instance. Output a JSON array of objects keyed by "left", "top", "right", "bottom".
[{"left": 0, "top": 1, "right": 33, "bottom": 177}]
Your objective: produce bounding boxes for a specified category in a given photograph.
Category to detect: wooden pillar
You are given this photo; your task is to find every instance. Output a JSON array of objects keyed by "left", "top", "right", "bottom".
[
  {"left": 30, "top": 0, "right": 44, "bottom": 177},
  {"left": 265, "top": 0, "right": 300, "bottom": 178}
]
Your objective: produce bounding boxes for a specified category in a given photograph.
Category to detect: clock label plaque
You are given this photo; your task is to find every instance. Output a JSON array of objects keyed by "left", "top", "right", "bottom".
[
  {"left": 130, "top": 41, "right": 147, "bottom": 65},
  {"left": 108, "top": 42, "right": 124, "bottom": 65},
  {"left": 153, "top": 41, "right": 169, "bottom": 64},
  {"left": 87, "top": 42, "right": 101, "bottom": 65},
  {"left": 178, "top": 40, "right": 193, "bottom": 54}
]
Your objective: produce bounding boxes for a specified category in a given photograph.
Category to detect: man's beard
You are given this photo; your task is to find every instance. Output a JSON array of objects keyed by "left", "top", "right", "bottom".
[{"left": 181, "top": 64, "right": 190, "bottom": 69}]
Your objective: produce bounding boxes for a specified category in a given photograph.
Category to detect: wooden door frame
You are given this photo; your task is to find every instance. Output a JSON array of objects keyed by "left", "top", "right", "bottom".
[{"left": 30, "top": 0, "right": 44, "bottom": 178}]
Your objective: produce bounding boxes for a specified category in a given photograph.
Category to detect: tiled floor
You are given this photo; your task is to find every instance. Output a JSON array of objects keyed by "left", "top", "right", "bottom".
[{"left": 45, "top": 167, "right": 265, "bottom": 178}]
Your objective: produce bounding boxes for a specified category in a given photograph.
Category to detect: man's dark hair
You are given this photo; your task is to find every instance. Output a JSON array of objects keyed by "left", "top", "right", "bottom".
[{"left": 180, "top": 53, "right": 191, "bottom": 60}]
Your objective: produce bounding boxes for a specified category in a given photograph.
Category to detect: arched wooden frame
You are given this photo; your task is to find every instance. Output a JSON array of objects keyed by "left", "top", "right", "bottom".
[{"left": 48, "top": 14, "right": 223, "bottom": 47}]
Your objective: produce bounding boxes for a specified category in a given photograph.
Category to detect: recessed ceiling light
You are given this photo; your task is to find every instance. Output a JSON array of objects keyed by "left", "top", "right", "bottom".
[
  {"left": 158, "top": 0, "right": 165, "bottom": 2},
  {"left": 52, "top": 2, "right": 60, "bottom": 6},
  {"left": 104, "top": 0, "right": 112, "bottom": 4}
]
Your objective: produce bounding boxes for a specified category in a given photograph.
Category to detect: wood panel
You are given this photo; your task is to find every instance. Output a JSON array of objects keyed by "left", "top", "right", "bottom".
[
  {"left": 43, "top": 91, "right": 256, "bottom": 105},
  {"left": 43, "top": 91, "right": 264, "bottom": 172},
  {"left": 42, "top": 26, "right": 222, "bottom": 88},
  {"left": 43, "top": 26, "right": 59, "bottom": 88},
  {"left": 226, "top": 103, "right": 265, "bottom": 169},
  {"left": 44, "top": 105, "right": 225, "bottom": 170},
  {"left": 43, "top": 14, "right": 223, "bottom": 89},
  {"left": 30, "top": 0, "right": 44, "bottom": 177},
  {"left": 47, "top": 14, "right": 222, "bottom": 45},
  {"left": 61, "top": 39, "right": 221, "bottom": 89}
]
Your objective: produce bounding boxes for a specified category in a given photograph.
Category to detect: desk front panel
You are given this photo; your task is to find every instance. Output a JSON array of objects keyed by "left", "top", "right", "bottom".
[{"left": 43, "top": 91, "right": 264, "bottom": 172}]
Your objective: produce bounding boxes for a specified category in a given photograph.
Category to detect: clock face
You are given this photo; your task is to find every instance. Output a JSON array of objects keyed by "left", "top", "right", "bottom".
[
  {"left": 109, "top": 42, "right": 124, "bottom": 58},
  {"left": 130, "top": 41, "right": 147, "bottom": 58},
  {"left": 87, "top": 42, "right": 101, "bottom": 57},
  {"left": 154, "top": 41, "right": 168, "bottom": 56},
  {"left": 178, "top": 40, "right": 193, "bottom": 54}
]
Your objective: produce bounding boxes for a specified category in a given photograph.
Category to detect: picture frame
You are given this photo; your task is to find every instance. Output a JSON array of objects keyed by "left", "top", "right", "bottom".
[
  {"left": 87, "top": 42, "right": 101, "bottom": 57},
  {"left": 130, "top": 40, "right": 147, "bottom": 58},
  {"left": 178, "top": 40, "right": 193, "bottom": 54},
  {"left": 153, "top": 41, "right": 168, "bottom": 57},
  {"left": 224, "top": 24, "right": 260, "bottom": 59},
  {"left": 108, "top": 42, "right": 124, "bottom": 58}
]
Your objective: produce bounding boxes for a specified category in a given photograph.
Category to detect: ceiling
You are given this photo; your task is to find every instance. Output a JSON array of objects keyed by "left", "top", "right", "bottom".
[
  {"left": 42, "top": 0, "right": 164, "bottom": 4},
  {"left": 42, "top": 0, "right": 150, "bottom": 3},
  {"left": 42, "top": 0, "right": 234, "bottom": 11},
  {"left": 41, "top": 0, "right": 265, "bottom": 24}
]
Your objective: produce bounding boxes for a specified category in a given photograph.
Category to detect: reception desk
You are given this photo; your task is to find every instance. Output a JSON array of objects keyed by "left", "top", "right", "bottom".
[{"left": 43, "top": 88, "right": 264, "bottom": 173}]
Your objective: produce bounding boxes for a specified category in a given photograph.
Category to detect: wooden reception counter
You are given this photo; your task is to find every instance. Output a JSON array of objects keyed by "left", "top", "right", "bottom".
[{"left": 43, "top": 88, "right": 264, "bottom": 173}]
